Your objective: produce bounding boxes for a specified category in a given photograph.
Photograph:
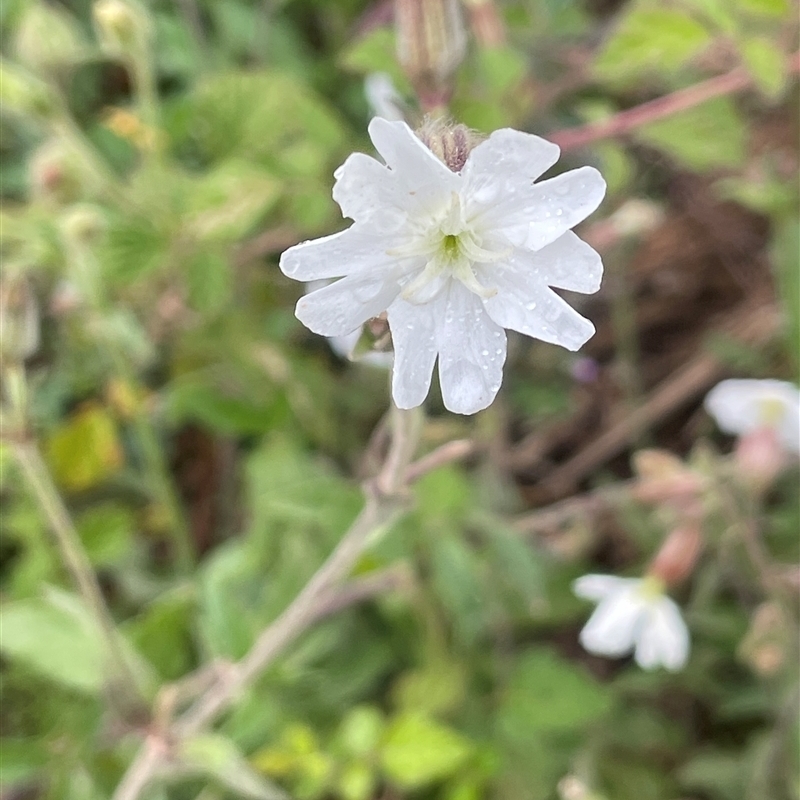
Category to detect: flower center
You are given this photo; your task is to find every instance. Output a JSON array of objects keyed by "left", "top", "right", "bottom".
[
  {"left": 638, "top": 575, "right": 666, "bottom": 600},
  {"left": 395, "top": 194, "right": 510, "bottom": 304},
  {"left": 758, "top": 397, "right": 785, "bottom": 426}
]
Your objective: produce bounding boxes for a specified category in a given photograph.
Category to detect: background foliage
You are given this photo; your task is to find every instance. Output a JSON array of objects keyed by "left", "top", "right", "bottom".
[{"left": 0, "top": 0, "right": 798, "bottom": 799}]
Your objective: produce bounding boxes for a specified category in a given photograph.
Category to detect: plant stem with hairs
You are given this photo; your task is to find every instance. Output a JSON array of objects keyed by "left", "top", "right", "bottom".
[{"left": 111, "top": 404, "right": 423, "bottom": 800}]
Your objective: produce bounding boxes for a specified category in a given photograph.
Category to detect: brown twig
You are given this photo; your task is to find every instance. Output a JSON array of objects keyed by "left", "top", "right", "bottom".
[
  {"left": 406, "top": 438, "right": 475, "bottom": 483},
  {"left": 538, "top": 296, "right": 783, "bottom": 496},
  {"left": 550, "top": 52, "right": 800, "bottom": 153}
]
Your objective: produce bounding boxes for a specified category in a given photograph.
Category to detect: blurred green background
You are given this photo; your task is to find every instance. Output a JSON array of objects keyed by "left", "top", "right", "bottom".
[{"left": 0, "top": 0, "right": 798, "bottom": 799}]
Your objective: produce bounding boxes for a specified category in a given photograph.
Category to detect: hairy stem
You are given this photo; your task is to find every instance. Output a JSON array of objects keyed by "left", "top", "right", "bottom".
[
  {"left": 112, "top": 405, "right": 423, "bottom": 800},
  {"left": 550, "top": 52, "right": 800, "bottom": 152}
]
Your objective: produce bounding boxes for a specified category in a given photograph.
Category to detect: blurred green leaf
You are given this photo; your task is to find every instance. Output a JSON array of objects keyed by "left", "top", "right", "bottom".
[
  {"left": 380, "top": 713, "right": 473, "bottom": 790},
  {"left": 76, "top": 502, "right": 135, "bottom": 567},
  {"left": 734, "top": 0, "right": 790, "bottom": 17},
  {"left": 636, "top": 97, "right": 747, "bottom": 170},
  {"left": 740, "top": 38, "right": 787, "bottom": 99},
  {"left": 46, "top": 404, "right": 124, "bottom": 492},
  {"left": 594, "top": 7, "right": 712, "bottom": 85},
  {"left": 181, "top": 733, "right": 290, "bottom": 799},
  {"left": 0, "top": 738, "right": 47, "bottom": 787},
  {"left": 0, "top": 592, "right": 106, "bottom": 693},
  {"left": 498, "top": 648, "right": 610, "bottom": 740}
]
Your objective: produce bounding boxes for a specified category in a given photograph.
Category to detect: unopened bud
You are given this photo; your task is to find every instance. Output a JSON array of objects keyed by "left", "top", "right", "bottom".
[
  {"left": 739, "top": 602, "right": 789, "bottom": 677},
  {"left": 93, "top": 0, "right": 152, "bottom": 58},
  {"left": 29, "top": 140, "right": 85, "bottom": 204},
  {"left": 632, "top": 448, "right": 704, "bottom": 506},
  {"left": 0, "top": 274, "right": 40, "bottom": 363},
  {"left": 734, "top": 427, "right": 785, "bottom": 493},
  {"left": 0, "top": 61, "right": 58, "bottom": 120},
  {"left": 415, "top": 118, "right": 482, "bottom": 172},
  {"left": 462, "top": 0, "right": 506, "bottom": 47},
  {"left": 14, "top": 2, "right": 86, "bottom": 75},
  {"left": 395, "top": 0, "right": 467, "bottom": 110},
  {"left": 59, "top": 204, "right": 107, "bottom": 247},
  {"left": 647, "top": 522, "right": 703, "bottom": 586}
]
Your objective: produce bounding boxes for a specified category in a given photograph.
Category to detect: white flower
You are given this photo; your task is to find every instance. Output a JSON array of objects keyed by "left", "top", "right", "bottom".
[
  {"left": 306, "top": 280, "right": 392, "bottom": 368},
  {"left": 573, "top": 574, "right": 690, "bottom": 671},
  {"left": 280, "top": 118, "right": 606, "bottom": 415},
  {"left": 705, "top": 379, "right": 800, "bottom": 454}
]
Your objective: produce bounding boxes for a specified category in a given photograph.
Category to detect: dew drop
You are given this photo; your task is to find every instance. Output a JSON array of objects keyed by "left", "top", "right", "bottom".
[
  {"left": 481, "top": 349, "right": 489, "bottom": 356},
  {"left": 525, "top": 301, "right": 537, "bottom": 311}
]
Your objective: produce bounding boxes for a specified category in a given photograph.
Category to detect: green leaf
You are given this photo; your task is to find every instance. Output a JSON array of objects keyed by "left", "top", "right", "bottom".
[
  {"left": 339, "top": 27, "right": 409, "bottom": 92},
  {"left": 181, "top": 734, "right": 290, "bottom": 800},
  {"left": 392, "top": 661, "right": 467, "bottom": 717},
  {"left": 0, "top": 594, "right": 106, "bottom": 693},
  {"left": 45, "top": 403, "right": 124, "bottom": 492},
  {"left": 429, "top": 533, "right": 488, "bottom": 644},
  {"left": 76, "top": 502, "right": 135, "bottom": 567},
  {"left": 735, "top": 0, "right": 790, "bottom": 17},
  {"left": 185, "top": 250, "right": 232, "bottom": 315},
  {"left": 594, "top": 8, "right": 712, "bottom": 85},
  {"left": 498, "top": 648, "right": 610, "bottom": 741},
  {"left": 380, "top": 713, "right": 473, "bottom": 790},
  {"left": 740, "top": 37, "right": 787, "bottom": 99},
  {"left": 0, "top": 738, "right": 47, "bottom": 787},
  {"left": 125, "top": 589, "right": 195, "bottom": 680},
  {"left": 678, "top": 751, "right": 745, "bottom": 800},
  {"left": 337, "top": 706, "right": 386, "bottom": 758},
  {"left": 636, "top": 97, "right": 747, "bottom": 170}
]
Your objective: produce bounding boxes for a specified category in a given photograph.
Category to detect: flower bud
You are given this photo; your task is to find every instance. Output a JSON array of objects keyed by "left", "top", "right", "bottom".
[
  {"left": 394, "top": 0, "right": 467, "bottom": 110},
  {"left": 59, "top": 204, "right": 107, "bottom": 247},
  {"left": 14, "top": 2, "right": 86, "bottom": 75},
  {"left": 631, "top": 448, "right": 704, "bottom": 506},
  {"left": 462, "top": 0, "right": 506, "bottom": 47},
  {"left": 0, "top": 61, "right": 58, "bottom": 120},
  {"left": 93, "top": 0, "right": 152, "bottom": 58},
  {"left": 29, "top": 140, "right": 85, "bottom": 204},
  {"left": 415, "top": 117, "right": 482, "bottom": 172},
  {"left": 734, "top": 427, "right": 785, "bottom": 494},
  {"left": 0, "top": 274, "right": 40, "bottom": 363},
  {"left": 738, "top": 602, "right": 789, "bottom": 677},
  {"left": 646, "top": 522, "right": 703, "bottom": 587}
]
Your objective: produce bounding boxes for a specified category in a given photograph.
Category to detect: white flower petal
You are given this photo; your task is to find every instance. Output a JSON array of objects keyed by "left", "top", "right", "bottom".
[
  {"left": 483, "top": 268, "right": 595, "bottom": 351},
  {"left": 280, "top": 225, "right": 407, "bottom": 281},
  {"left": 579, "top": 587, "right": 646, "bottom": 658},
  {"left": 705, "top": 379, "right": 800, "bottom": 449},
  {"left": 634, "top": 597, "right": 690, "bottom": 672},
  {"left": 364, "top": 73, "right": 405, "bottom": 122},
  {"left": 295, "top": 273, "right": 400, "bottom": 337},
  {"left": 437, "top": 283, "right": 507, "bottom": 415},
  {"left": 514, "top": 231, "right": 604, "bottom": 294},
  {"left": 461, "top": 128, "right": 561, "bottom": 201},
  {"left": 777, "top": 409, "right": 800, "bottom": 454},
  {"left": 332, "top": 153, "right": 410, "bottom": 231},
  {"left": 573, "top": 574, "right": 634, "bottom": 602},
  {"left": 387, "top": 296, "right": 440, "bottom": 408},
  {"left": 368, "top": 117, "right": 460, "bottom": 186},
  {"left": 477, "top": 166, "right": 606, "bottom": 252}
]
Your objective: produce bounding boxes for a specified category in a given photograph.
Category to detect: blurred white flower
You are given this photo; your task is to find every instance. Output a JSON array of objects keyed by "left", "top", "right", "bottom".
[
  {"left": 280, "top": 118, "right": 605, "bottom": 414},
  {"left": 705, "top": 379, "right": 800, "bottom": 453},
  {"left": 364, "top": 73, "right": 405, "bottom": 121},
  {"left": 573, "top": 574, "right": 689, "bottom": 671}
]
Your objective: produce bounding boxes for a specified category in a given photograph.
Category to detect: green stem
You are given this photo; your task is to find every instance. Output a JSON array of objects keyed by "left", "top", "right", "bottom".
[{"left": 11, "top": 434, "right": 143, "bottom": 701}]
